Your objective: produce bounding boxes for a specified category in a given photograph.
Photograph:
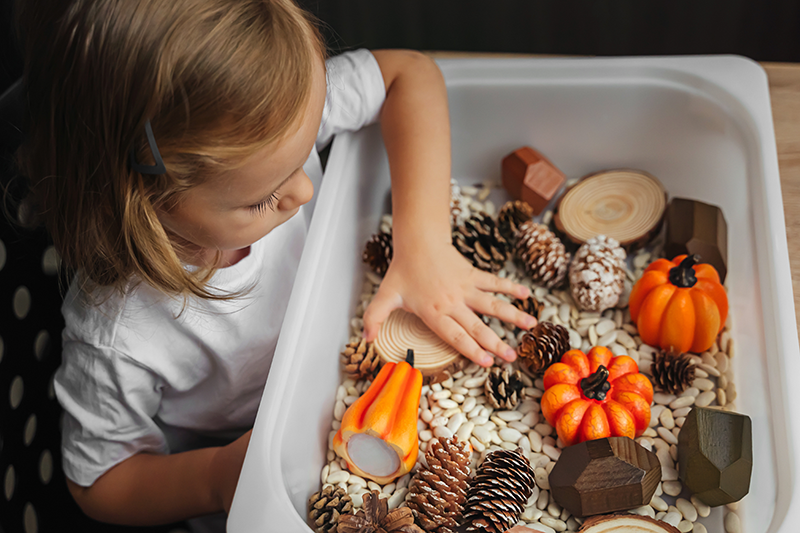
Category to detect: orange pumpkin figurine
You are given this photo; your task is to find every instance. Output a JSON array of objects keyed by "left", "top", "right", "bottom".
[
  {"left": 333, "top": 349, "right": 422, "bottom": 484},
  {"left": 541, "top": 346, "right": 653, "bottom": 447},
  {"left": 629, "top": 254, "right": 728, "bottom": 353}
]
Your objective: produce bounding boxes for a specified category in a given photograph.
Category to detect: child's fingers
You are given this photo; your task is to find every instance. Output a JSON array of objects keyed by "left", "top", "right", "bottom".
[
  {"left": 466, "top": 291, "right": 537, "bottom": 331},
  {"left": 474, "top": 270, "right": 530, "bottom": 299},
  {"left": 451, "top": 306, "right": 517, "bottom": 363},
  {"left": 423, "top": 312, "right": 493, "bottom": 367},
  {"left": 362, "top": 288, "right": 403, "bottom": 342}
]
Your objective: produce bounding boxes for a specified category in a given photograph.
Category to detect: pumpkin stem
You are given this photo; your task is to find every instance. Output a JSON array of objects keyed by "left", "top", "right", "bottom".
[
  {"left": 580, "top": 365, "right": 611, "bottom": 401},
  {"left": 405, "top": 349, "right": 415, "bottom": 367},
  {"left": 668, "top": 254, "right": 701, "bottom": 288}
]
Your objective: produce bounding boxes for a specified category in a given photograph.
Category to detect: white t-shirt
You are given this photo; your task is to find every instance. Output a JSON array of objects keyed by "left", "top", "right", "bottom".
[{"left": 55, "top": 49, "right": 386, "bottom": 488}]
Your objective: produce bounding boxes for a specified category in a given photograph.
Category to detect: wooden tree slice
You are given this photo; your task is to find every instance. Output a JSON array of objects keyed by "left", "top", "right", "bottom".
[
  {"left": 374, "top": 309, "right": 465, "bottom": 381},
  {"left": 554, "top": 169, "right": 667, "bottom": 249},
  {"left": 577, "top": 515, "right": 680, "bottom": 533}
]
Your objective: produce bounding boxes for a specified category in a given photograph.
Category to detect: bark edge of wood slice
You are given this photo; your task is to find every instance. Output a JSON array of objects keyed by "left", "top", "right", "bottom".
[
  {"left": 554, "top": 169, "right": 667, "bottom": 250},
  {"left": 374, "top": 309, "right": 465, "bottom": 382},
  {"left": 578, "top": 514, "right": 681, "bottom": 533}
]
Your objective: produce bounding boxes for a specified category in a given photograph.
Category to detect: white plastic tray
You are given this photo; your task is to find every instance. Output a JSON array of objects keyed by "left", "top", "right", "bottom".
[{"left": 228, "top": 56, "right": 800, "bottom": 533}]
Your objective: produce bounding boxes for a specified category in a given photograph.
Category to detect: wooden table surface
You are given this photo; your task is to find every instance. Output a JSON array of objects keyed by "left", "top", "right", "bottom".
[{"left": 428, "top": 53, "right": 800, "bottom": 340}]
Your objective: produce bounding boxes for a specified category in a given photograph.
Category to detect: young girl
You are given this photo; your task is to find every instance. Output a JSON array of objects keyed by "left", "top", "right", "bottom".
[{"left": 15, "top": 0, "right": 537, "bottom": 529}]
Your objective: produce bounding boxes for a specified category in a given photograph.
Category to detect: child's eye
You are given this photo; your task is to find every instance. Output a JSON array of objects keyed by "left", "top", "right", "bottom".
[{"left": 249, "top": 192, "right": 280, "bottom": 216}]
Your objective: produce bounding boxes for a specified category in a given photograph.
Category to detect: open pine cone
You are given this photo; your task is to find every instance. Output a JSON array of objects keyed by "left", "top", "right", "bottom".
[
  {"left": 569, "top": 235, "right": 627, "bottom": 312},
  {"left": 363, "top": 232, "right": 393, "bottom": 276},
  {"left": 515, "top": 221, "right": 570, "bottom": 288},
  {"left": 497, "top": 200, "right": 534, "bottom": 244},
  {"left": 338, "top": 491, "right": 423, "bottom": 533},
  {"left": 485, "top": 366, "right": 524, "bottom": 410},
  {"left": 406, "top": 437, "right": 471, "bottom": 533},
  {"left": 461, "top": 448, "right": 535, "bottom": 533},
  {"left": 516, "top": 321, "right": 571, "bottom": 374},
  {"left": 453, "top": 212, "right": 511, "bottom": 273},
  {"left": 308, "top": 486, "right": 354, "bottom": 533},
  {"left": 341, "top": 338, "right": 381, "bottom": 381},
  {"left": 651, "top": 350, "right": 696, "bottom": 394}
]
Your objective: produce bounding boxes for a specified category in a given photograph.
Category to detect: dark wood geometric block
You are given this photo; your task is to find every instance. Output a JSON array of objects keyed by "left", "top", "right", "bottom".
[
  {"left": 549, "top": 437, "right": 661, "bottom": 518},
  {"left": 501, "top": 146, "right": 566, "bottom": 215},
  {"left": 665, "top": 198, "right": 728, "bottom": 284},
  {"left": 678, "top": 406, "right": 752, "bottom": 507}
]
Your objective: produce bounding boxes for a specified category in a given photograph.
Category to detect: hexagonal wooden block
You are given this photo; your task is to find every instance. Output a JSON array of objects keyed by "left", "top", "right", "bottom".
[
  {"left": 549, "top": 437, "right": 661, "bottom": 517},
  {"left": 501, "top": 146, "right": 566, "bottom": 215},
  {"left": 678, "top": 407, "right": 752, "bottom": 507},
  {"left": 665, "top": 198, "right": 728, "bottom": 283}
]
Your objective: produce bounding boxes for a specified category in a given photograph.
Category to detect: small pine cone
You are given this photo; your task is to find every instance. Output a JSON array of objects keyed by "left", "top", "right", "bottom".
[
  {"left": 363, "top": 232, "right": 393, "bottom": 276},
  {"left": 516, "top": 321, "right": 570, "bottom": 374},
  {"left": 339, "top": 490, "right": 423, "bottom": 533},
  {"left": 512, "top": 296, "right": 544, "bottom": 322},
  {"left": 651, "top": 351, "right": 697, "bottom": 394},
  {"left": 341, "top": 338, "right": 381, "bottom": 381},
  {"left": 484, "top": 366, "right": 524, "bottom": 410},
  {"left": 453, "top": 213, "right": 511, "bottom": 273},
  {"left": 515, "top": 221, "right": 570, "bottom": 288},
  {"left": 308, "top": 485, "right": 354, "bottom": 533},
  {"left": 461, "top": 448, "right": 535, "bottom": 533},
  {"left": 406, "top": 437, "right": 471, "bottom": 533},
  {"left": 569, "top": 235, "right": 627, "bottom": 312},
  {"left": 497, "top": 200, "right": 534, "bottom": 244}
]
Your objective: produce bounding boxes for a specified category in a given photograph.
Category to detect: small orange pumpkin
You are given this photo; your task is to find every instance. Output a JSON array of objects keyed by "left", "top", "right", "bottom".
[
  {"left": 629, "top": 254, "right": 728, "bottom": 353},
  {"left": 333, "top": 350, "right": 422, "bottom": 484},
  {"left": 541, "top": 346, "right": 653, "bottom": 447}
]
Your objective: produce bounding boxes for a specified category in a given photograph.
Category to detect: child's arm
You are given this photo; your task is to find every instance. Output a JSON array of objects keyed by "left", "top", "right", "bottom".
[
  {"left": 363, "top": 50, "right": 537, "bottom": 367},
  {"left": 66, "top": 430, "right": 250, "bottom": 525}
]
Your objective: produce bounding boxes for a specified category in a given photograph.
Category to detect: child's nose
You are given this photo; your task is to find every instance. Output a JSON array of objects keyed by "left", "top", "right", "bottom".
[{"left": 278, "top": 171, "right": 314, "bottom": 211}]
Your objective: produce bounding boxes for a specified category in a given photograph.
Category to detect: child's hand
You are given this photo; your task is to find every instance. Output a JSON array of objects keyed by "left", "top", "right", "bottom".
[
  {"left": 362, "top": 242, "right": 537, "bottom": 367},
  {"left": 210, "top": 429, "right": 252, "bottom": 514}
]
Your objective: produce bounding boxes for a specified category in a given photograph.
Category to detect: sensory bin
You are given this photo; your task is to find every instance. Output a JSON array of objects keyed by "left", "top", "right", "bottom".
[{"left": 307, "top": 161, "right": 747, "bottom": 533}]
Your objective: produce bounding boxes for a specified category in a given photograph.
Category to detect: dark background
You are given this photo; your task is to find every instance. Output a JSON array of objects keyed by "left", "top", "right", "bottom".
[{"left": 4, "top": 0, "right": 800, "bottom": 94}]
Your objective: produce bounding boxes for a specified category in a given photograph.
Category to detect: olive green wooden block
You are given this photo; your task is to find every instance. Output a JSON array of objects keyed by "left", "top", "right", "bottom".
[
  {"left": 677, "top": 406, "right": 752, "bottom": 507},
  {"left": 549, "top": 437, "right": 661, "bottom": 517}
]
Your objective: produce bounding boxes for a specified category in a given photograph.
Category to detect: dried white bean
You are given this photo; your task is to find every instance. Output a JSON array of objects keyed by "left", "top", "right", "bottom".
[
  {"left": 543, "top": 444, "right": 561, "bottom": 461},
  {"left": 694, "top": 378, "right": 714, "bottom": 391},
  {"left": 695, "top": 390, "right": 716, "bottom": 407},
  {"left": 388, "top": 487, "right": 407, "bottom": 509},
  {"left": 650, "top": 495, "right": 668, "bottom": 512},
  {"left": 676, "top": 498, "right": 697, "bottom": 521},
  {"left": 334, "top": 400, "right": 347, "bottom": 420},
  {"left": 662, "top": 480, "right": 683, "bottom": 496},
  {"left": 670, "top": 396, "right": 695, "bottom": 410},
  {"left": 327, "top": 470, "right": 350, "bottom": 485},
  {"left": 433, "top": 426, "right": 454, "bottom": 439},
  {"left": 654, "top": 392, "right": 677, "bottom": 405},
  {"left": 535, "top": 467, "right": 550, "bottom": 490},
  {"left": 725, "top": 512, "right": 742, "bottom": 533},
  {"left": 500, "top": 428, "right": 523, "bottom": 443},
  {"left": 660, "top": 409, "right": 675, "bottom": 429},
  {"left": 448, "top": 413, "right": 466, "bottom": 433},
  {"left": 657, "top": 427, "right": 678, "bottom": 445},
  {"left": 691, "top": 495, "right": 711, "bottom": 518}
]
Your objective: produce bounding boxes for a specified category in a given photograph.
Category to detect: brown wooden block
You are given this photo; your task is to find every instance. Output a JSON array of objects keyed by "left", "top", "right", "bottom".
[
  {"left": 549, "top": 437, "right": 661, "bottom": 518},
  {"left": 665, "top": 198, "right": 728, "bottom": 283},
  {"left": 678, "top": 406, "right": 752, "bottom": 507},
  {"left": 501, "top": 146, "right": 566, "bottom": 215}
]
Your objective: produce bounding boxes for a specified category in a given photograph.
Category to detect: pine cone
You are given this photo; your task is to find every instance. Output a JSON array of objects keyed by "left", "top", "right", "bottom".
[
  {"left": 363, "top": 232, "right": 393, "bottom": 276},
  {"left": 515, "top": 221, "right": 570, "bottom": 288},
  {"left": 512, "top": 296, "right": 543, "bottom": 320},
  {"left": 569, "top": 235, "right": 627, "bottom": 312},
  {"left": 516, "top": 321, "right": 570, "bottom": 374},
  {"left": 308, "top": 485, "right": 354, "bottom": 533},
  {"left": 338, "top": 491, "right": 423, "bottom": 533},
  {"left": 453, "top": 213, "right": 511, "bottom": 273},
  {"left": 651, "top": 351, "right": 697, "bottom": 394},
  {"left": 341, "top": 338, "right": 381, "bottom": 381},
  {"left": 484, "top": 366, "right": 524, "bottom": 410},
  {"left": 406, "top": 437, "right": 471, "bottom": 533},
  {"left": 461, "top": 448, "right": 536, "bottom": 533},
  {"left": 497, "top": 200, "right": 534, "bottom": 244}
]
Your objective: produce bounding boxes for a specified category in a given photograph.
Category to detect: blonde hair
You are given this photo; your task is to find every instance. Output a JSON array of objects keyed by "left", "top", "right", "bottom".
[{"left": 15, "top": 0, "right": 325, "bottom": 300}]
